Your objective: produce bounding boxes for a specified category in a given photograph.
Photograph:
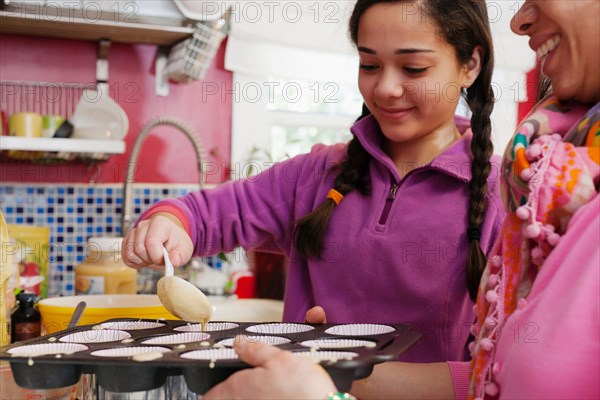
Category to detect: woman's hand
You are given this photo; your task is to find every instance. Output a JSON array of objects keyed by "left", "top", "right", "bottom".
[
  {"left": 204, "top": 337, "right": 337, "bottom": 400},
  {"left": 121, "top": 213, "right": 193, "bottom": 270},
  {"left": 305, "top": 306, "right": 327, "bottom": 324}
]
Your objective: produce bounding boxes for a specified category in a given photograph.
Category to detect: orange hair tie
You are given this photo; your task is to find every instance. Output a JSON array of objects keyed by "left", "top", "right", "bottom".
[{"left": 327, "top": 189, "right": 344, "bottom": 206}]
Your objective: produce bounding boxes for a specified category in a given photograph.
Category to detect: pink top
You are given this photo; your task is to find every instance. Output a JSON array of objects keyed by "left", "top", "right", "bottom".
[
  {"left": 495, "top": 193, "right": 599, "bottom": 397},
  {"left": 449, "top": 98, "right": 600, "bottom": 399},
  {"left": 449, "top": 194, "right": 599, "bottom": 399}
]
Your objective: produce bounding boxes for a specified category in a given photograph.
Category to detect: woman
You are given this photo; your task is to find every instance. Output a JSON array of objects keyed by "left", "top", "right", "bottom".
[
  {"left": 123, "top": 0, "right": 503, "bottom": 364},
  {"left": 203, "top": 1, "right": 600, "bottom": 399}
]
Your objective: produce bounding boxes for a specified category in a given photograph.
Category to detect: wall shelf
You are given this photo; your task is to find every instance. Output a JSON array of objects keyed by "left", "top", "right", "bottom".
[
  {"left": 0, "top": 136, "right": 125, "bottom": 154},
  {"left": 0, "top": 12, "right": 193, "bottom": 45},
  {"left": 0, "top": 2, "right": 194, "bottom": 46}
]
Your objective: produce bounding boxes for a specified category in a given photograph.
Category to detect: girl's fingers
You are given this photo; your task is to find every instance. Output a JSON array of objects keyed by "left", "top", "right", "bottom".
[
  {"left": 122, "top": 230, "right": 146, "bottom": 269},
  {"left": 121, "top": 215, "right": 193, "bottom": 270},
  {"left": 144, "top": 217, "right": 173, "bottom": 265},
  {"left": 132, "top": 221, "right": 153, "bottom": 265},
  {"left": 305, "top": 306, "right": 327, "bottom": 324}
]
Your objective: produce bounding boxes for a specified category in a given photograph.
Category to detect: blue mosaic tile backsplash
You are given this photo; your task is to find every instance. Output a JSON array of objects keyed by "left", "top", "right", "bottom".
[{"left": 0, "top": 183, "right": 204, "bottom": 297}]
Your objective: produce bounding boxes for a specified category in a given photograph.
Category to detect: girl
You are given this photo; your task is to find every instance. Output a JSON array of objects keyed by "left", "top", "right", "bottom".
[
  {"left": 123, "top": 0, "right": 504, "bottom": 363},
  {"left": 202, "top": 1, "right": 600, "bottom": 399}
]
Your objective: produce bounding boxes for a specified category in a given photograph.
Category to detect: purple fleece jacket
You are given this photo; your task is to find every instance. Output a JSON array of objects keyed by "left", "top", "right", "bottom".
[{"left": 146, "top": 115, "right": 505, "bottom": 362}]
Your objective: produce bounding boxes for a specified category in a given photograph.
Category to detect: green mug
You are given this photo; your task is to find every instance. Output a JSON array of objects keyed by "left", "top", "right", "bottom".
[{"left": 42, "top": 115, "right": 66, "bottom": 138}]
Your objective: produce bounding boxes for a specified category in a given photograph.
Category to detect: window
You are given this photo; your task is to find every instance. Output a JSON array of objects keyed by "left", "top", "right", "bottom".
[{"left": 231, "top": 73, "right": 361, "bottom": 175}]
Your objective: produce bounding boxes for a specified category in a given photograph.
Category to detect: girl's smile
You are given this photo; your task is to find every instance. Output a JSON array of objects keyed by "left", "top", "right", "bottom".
[{"left": 377, "top": 105, "right": 416, "bottom": 121}]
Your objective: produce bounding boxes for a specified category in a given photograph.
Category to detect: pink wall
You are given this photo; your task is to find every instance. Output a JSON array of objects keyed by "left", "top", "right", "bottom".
[{"left": 0, "top": 34, "right": 232, "bottom": 184}]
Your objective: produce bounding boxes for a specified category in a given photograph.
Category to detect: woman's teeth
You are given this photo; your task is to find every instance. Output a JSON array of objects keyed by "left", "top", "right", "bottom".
[{"left": 537, "top": 35, "right": 561, "bottom": 60}]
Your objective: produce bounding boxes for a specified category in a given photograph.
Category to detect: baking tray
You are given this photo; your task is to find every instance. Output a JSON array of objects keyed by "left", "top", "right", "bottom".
[{"left": 0, "top": 318, "right": 421, "bottom": 394}]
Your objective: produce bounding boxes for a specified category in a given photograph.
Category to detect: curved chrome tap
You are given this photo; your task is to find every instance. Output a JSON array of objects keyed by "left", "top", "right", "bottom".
[{"left": 121, "top": 117, "right": 207, "bottom": 236}]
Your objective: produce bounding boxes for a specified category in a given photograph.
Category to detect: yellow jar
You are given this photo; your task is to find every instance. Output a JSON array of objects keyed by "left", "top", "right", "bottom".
[
  {"left": 1, "top": 211, "right": 13, "bottom": 345},
  {"left": 75, "top": 237, "right": 137, "bottom": 295}
]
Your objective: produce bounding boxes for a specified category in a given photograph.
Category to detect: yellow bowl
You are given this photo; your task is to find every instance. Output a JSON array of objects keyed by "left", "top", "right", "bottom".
[
  {"left": 38, "top": 295, "right": 285, "bottom": 334},
  {"left": 38, "top": 295, "right": 177, "bottom": 334}
]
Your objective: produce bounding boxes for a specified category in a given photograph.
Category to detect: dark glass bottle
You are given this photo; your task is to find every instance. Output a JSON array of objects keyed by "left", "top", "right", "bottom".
[{"left": 10, "top": 292, "right": 41, "bottom": 343}]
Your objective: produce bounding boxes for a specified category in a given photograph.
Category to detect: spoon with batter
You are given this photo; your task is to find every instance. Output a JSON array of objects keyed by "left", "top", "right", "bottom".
[{"left": 157, "top": 246, "right": 212, "bottom": 330}]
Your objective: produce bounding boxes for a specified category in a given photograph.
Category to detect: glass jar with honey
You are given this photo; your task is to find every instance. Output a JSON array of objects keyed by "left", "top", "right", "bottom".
[{"left": 75, "top": 237, "right": 137, "bottom": 295}]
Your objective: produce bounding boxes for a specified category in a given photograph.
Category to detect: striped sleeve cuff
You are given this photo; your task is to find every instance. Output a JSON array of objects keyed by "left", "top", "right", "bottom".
[{"left": 137, "top": 203, "right": 191, "bottom": 238}]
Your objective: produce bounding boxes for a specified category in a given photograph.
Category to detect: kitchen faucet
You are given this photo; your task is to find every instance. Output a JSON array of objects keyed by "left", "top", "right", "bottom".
[{"left": 121, "top": 116, "right": 207, "bottom": 236}]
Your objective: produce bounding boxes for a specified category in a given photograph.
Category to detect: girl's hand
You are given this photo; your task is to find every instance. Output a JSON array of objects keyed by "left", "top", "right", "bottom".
[
  {"left": 121, "top": 214, "right": 193, "bottom": 270},
  {"left": 204, "top": 337, "right": 337, "bottom": 400},
  {"left": 305, "top": 306, "right": 327, "bottom": 324}
]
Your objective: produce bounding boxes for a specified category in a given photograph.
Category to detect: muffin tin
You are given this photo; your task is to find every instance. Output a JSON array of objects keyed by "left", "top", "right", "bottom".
[{"left": 0, "top": 319, "right": 421, "bottom": 394}]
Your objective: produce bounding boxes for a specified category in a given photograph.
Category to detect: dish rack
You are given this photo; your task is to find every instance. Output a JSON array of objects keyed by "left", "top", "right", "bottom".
[
  {"left": 1, "top": 80, "right": 85, "bottom": 120},
  {"left": 166, "top": 17, "right": 230, "bottom": 83},
  {"left": 0, "top": 82, "right": 125, "bottom": 164}
]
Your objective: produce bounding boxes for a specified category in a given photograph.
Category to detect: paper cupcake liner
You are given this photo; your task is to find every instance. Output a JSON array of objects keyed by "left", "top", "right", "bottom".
[
  {"left": 141, "top": 332, "right": 211, "bottom": 345},
  {"left": 59, "top": 330, "right": 132, "bottom": 344},
  {"left": 217, "top": 335, "right": 291, "bottom": 347},
  {"left": 8, "top": 343, "right": 88, "bottom": 356},
  {"left": 300, "top": 338, "right": 377, "bottom": 349},
  {"left": 324, "top": 324, "right": 395, "bottom": 336},
  {"left": 98, "top": 321, "right": 165, "bottom": 330},
  {"left": 293, "top": 351, "right": 359, "bottom": 362},
  {"left": 90, "top": 346, "right": 171, "bottom": 358},
  {"left": 180, "top": 348, "right": 239, "bottom": 361},
  {"left": 245, "top": 323, "right": 314, "bottom": 335},
  {"left": 174, "top": 322, "right": 239, "bottom": 332}
]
